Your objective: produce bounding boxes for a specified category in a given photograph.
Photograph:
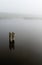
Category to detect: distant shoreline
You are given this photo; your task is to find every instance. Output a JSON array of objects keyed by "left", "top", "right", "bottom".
[{"left": 0, "top": 12, "right": 42, "bottom": 19}]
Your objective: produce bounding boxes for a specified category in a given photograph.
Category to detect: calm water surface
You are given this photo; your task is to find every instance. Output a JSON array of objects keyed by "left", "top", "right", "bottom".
[{"left": 0, "top": 18, "right": 42, "bottom": 65}]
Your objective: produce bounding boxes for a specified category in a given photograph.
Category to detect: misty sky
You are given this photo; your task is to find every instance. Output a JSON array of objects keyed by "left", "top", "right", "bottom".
[{"left": 0, "top": 0, "right": 42, "bottom": 16}]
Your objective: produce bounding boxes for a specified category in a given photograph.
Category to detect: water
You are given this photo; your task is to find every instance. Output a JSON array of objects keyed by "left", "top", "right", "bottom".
[{"left": 0, "top": 18, "right": 42, "bottom": 65}]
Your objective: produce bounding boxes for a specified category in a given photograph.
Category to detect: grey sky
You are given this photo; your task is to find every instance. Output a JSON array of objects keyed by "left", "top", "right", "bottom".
[{"left": 0, "top": 0, "right": 42, "bottom": 15}]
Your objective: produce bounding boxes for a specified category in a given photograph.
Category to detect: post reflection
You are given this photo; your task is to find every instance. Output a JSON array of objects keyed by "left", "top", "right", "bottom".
[{"left": 9, "top": 40, "right": 15, "bottom": 50}]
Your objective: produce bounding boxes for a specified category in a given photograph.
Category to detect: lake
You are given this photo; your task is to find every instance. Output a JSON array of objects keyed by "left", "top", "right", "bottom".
[{"left": 0, "top": 18, "right": 42, "bottom": 65}]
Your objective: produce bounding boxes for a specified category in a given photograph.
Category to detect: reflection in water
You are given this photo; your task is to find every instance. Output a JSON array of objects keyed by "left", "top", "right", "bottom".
[{"left": 9, "top": 40, "right": 15, "bottom": 50}]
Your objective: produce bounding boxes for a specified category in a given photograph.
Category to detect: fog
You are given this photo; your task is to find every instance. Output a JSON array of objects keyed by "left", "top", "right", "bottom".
[{"left": 0, "top": 0, "right": 42, "bottom": 17}]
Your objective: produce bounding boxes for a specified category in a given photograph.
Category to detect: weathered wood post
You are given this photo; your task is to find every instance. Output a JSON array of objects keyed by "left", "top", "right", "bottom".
[{"left": 9, "top": 32, "right": 15, "bottom": 50}]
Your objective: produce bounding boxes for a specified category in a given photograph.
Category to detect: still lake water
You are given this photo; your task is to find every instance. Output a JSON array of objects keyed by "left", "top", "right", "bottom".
[{"left": 0, "top": 18, "right": 42, "bottom": 65}]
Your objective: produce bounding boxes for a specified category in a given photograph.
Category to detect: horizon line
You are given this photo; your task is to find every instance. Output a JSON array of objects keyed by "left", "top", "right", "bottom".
[{"left": 0, "top": 12, "right": 42, "bottom": 19}]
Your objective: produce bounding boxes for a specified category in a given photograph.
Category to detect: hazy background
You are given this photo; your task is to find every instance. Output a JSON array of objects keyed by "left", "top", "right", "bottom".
[{"left": 0, "top": 0, "right": 42, "bottom": 17}]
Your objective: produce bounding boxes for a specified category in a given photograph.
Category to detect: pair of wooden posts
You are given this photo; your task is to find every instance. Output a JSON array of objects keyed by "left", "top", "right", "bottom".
[{"left": 9, "top": 32, "right": 15, "bottom": 50}]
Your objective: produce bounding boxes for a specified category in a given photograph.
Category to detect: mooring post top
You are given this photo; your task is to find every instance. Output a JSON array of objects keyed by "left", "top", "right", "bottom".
[
  {"left": 9, "top": 32, "right": 15, "bottom": 34},
  {"left": 9, "top": 32, "right": 16, "bottom": 37},
  {"left": 12, "top": 32, "right": 15, "bottom": 34}
]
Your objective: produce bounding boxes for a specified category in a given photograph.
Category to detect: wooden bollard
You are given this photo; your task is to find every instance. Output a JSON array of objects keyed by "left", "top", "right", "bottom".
[{"left": 9, "top": 32, "right": 16, "bottom": 50}]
